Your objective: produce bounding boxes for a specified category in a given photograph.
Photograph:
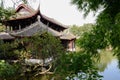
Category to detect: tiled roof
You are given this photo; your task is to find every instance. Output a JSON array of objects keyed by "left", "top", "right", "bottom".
[
  {"left": 1, "top": 4, "right": 76, "bottom": 40},
  {"left": 10, "top": 21, "right": 61, "bottom": 37},
  {"left": 40, "top": 14, "right": 68, "bottom": 29},
  {"left": 0, "top": 32, "right": 14, "bottom": 40},
  {"left": 60, "top": 33, "right": 76, "bottom": 40},
  {"left": 9, "top": 4, "right": 39, "bottom": 20},
  {"left": 16, "top": 4, "right": 35, "bottom": 13},
  {"left": 7, "top": 4, "right": 68, "bottom": 29}
]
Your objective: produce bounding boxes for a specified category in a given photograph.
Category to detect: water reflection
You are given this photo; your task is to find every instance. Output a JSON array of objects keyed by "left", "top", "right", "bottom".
[
  {"left": 99, "top": 59, "right": 120, "bottom": 80},
  {"left": 96, "top": 50, "right": 120, "bottom": 80},
  {"left": 95, "top": 50, "right": 116, "bottom": 72}
]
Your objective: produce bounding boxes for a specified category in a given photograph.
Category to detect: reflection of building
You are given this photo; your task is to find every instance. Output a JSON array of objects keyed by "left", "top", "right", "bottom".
[{"left": 1, "top": 4, "right": 76, "bottom": 51}]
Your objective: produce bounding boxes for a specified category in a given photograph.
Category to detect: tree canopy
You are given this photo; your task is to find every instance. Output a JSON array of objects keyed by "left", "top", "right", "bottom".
[
  {"left": 72, "top": 0, "right": 120, "bottom": 56},
  {"left": 69, "top": 23, "right": 94, "bottom": 37},
  {"left": 22, "top": 32, "right": 64, "bottom": 61}
]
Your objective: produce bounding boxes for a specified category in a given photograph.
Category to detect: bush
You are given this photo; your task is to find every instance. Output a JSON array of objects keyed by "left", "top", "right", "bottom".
[
  {"left": 0, "top": 40, "right": 20, "bottom": 60},
  {"left": 0, "top": 60, "right": 18, "bottom": 79}
]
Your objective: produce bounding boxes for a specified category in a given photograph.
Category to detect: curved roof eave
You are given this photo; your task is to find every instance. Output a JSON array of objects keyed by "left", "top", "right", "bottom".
[
  {"left": 40, "top": 13, "right": 68, "bottom": 29},
  {"left": 6, "top": 10, "right": 40, "bottom": 22}
]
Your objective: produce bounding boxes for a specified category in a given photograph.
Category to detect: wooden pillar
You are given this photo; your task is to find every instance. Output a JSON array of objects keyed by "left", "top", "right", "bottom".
[
  {"left": 37, "top": 15, "right": 41, "bottom": 22},
  {"left": 5, "top": 25, "right": 9, "bottom": 32},
  {"left": 19, "top": 25, "right": 21, "bottom": 30},
  {"left": 10, "top": 26, "right": 13, "bottom": 31},
  {"left": 46, "top": 22, "right": 49, "bottom": 31},
  {"left": 47, "top": 22, "right": 49, "bottom": 26},
  {"left": 72, "top": 40, "right": 74, "bottom": 51},
  {"left": 72, "top": 39, "right": 75, "bottom": 51},
  {"left": 5, "top": 25, "right": 7, "bottom": 32},
  {"left": 10, "top": 26, "right": 11, "bottom": 31}
]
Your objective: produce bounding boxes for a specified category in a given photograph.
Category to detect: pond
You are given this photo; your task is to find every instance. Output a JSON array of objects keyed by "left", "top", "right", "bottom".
[
  {"left": 98, "top": 50, "right": 120, "bottom": 80},
  {"left": 99, "top": 59, "right": 120, "bottom": 80}
]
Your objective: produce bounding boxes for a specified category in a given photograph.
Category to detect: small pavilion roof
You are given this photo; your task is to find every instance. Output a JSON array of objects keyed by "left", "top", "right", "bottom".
[
  {"left": 60, "top": 33, "right": 76, "bottom": 40},
  {"left": 8, "top": 4, "right": 39, "bottom": 21},
  {"left": 16, "top": 4, "right": 35, "bottom": 13}
]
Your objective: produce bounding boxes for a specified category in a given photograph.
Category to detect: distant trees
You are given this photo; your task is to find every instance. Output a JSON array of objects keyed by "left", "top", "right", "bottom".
[{"left": 69, "top": 23, "right": 94, "bottom": 38}]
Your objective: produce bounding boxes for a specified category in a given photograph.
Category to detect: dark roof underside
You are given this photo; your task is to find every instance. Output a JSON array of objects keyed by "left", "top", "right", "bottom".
[{"left": 9, "top": 21, "right": 61, "bottom": 37}]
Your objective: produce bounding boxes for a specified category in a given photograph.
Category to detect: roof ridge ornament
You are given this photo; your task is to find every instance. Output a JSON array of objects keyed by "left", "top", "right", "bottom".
[
  {"left": 37, "top": 15, "right": 41, "bottom": 22},
  {"left": 38, "top": 1, "right": 40, "bottom": 10}
]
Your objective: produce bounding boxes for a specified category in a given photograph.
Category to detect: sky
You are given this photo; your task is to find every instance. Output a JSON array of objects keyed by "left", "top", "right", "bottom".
[
  {"left": 40, "top": 0, "right": 97, "bottom": 26},
  {"left": 4, "top": 0, "right": 97, "bottom": 26}
]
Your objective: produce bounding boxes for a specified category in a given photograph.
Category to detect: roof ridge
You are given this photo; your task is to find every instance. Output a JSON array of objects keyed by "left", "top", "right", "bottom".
[{"left": 16, "top": 4, "right": 35, "bottom": 13}]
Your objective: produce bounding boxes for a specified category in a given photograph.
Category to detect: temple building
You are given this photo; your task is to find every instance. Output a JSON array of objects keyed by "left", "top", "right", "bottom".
[{"left": 0, "top": 4, "right": 76, "bottom": 51}]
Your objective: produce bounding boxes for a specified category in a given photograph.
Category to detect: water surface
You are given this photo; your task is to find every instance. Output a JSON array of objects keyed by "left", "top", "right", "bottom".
[
  {"left": 98, "top": 50, "right": 120, "bottom": 80},
  {"left": 99, "top": 59, "right": 120, "bottom": 80}
]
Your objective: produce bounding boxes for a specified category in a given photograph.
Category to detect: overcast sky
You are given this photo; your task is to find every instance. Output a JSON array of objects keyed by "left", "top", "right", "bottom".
[{"left": 5, "top": 0, "right": 97, "bottom": 26}]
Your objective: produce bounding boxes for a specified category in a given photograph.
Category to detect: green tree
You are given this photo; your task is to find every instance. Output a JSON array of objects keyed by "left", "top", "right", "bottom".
[
  {"left": 0, "top": 32, "right": 65, "bottom": 79},
  {"left": 71, "top": 0, "right": 120, "bottom": 55},
  {"left": 23, "top": 32, "right": 64, "bottom": 62},
  {"left": 54, "top": 0, "right": 120, "bottom": 79},
  {"left": 55, "top": 52, "right": 102, "bottom": 80},
  {"left": 18, "top": 32, "right": 65, "bottom": 77},
  {"left": 70, "top": 23, "right": 94, "bottom": 37},
  {"left": 0, "top": 60, "right": 19, "bottom": 80},
  {"left": 0, "top": 39, "right": 20, "bottom": 60}
]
